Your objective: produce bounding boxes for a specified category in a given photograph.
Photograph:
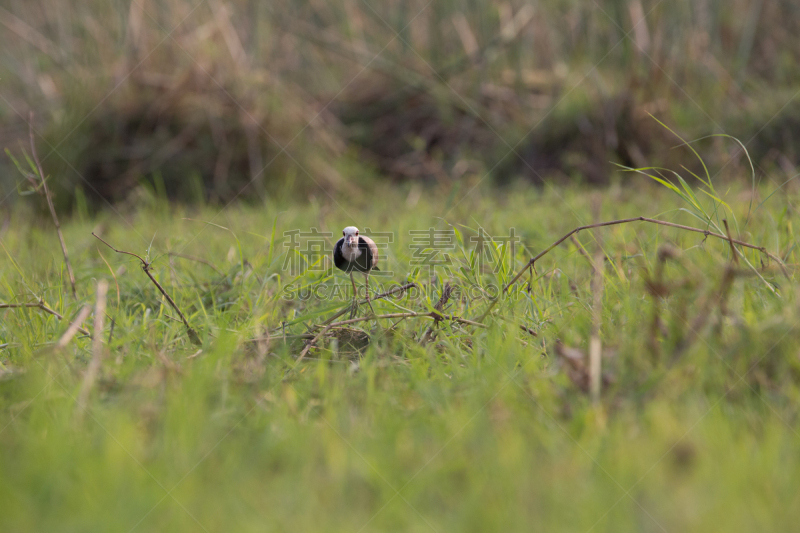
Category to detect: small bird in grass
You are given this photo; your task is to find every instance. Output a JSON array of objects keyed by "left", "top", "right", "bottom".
[{"left": 333, "top": 226, "right": 378, "bottom": 317}]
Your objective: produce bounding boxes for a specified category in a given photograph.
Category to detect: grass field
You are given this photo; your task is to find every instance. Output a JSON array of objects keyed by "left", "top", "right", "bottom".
[
  {"left": 2, "top": 172, "right": 800, "bottom": 531},
  {"left": 3, "top": 1, "right": 800, "bottom": 529}
]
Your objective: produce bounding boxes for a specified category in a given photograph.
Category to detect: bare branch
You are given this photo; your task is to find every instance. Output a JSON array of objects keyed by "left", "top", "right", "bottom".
[
  {"left": 509, "top": 217, "right": 785, "bottom": 289},
  {"left": 92, "top": 233, "right": 201, "bottom": 345},
  {"left": 478, "top": 216, "right": 789, "bottom": 321},
  {"left": 91, "top": 232, "right": 148, "bottom": 264}
]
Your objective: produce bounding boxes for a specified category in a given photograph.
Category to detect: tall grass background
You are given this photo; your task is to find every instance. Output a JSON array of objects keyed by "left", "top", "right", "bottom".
[{"left": 2, "top": 0, "right": 799, "bottom": 207}]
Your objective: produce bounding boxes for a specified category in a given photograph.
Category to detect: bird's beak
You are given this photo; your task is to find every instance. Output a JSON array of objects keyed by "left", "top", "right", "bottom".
[{"left": 347, "top": 236, "right": 356, "bottom": 246}]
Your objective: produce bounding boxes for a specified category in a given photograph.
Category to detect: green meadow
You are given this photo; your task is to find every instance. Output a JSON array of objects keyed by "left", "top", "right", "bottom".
[
  {"left": 3, "top": 177, "right": 800, "bottom": 531},
  {"left": 2, "top": 0, "right": 800, "bottom": 531}
]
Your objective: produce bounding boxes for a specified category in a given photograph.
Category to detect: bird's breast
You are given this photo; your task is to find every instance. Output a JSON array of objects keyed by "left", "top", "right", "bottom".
[{"left": 341, "top": 245, "right": 362, "bottom": 262}]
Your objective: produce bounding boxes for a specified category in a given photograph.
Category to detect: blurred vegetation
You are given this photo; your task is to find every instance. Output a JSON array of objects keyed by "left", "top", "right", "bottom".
[{"left": 2, "top": 0, "right": 800, "bottom": 209}]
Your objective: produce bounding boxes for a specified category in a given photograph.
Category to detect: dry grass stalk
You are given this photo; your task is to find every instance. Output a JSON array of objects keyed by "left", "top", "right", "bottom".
[
  {"left": 29, "top": 112, "right": 76, "bottom": 298},
  {"left": 589, "top": 238, "right": 604, "bottom": 404},
  {"left": 76, "top": 280, "right": 108, "bottom": 414},
  {"left": 92, "top": 233, "right": 201, "bottom": 345},
  {"left": 56, "top": 305, "right": 92, "bottom": 349},
  {"left": 1, "top": 300, "right": 90, "bottom": 336}
]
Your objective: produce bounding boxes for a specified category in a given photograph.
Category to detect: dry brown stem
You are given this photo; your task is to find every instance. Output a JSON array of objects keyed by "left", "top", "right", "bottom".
[
  {"left": 589, "top": 236, "right": 604, "bottom": 404},
  {"left": 92, "top": 232, "right": 201, "bottom": 345}
]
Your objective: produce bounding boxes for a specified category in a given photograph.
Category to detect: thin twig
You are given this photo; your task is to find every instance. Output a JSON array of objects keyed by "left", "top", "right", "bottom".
[
  {"left": 92, "top": 233, "right": 201, "bottom": 345},
  {"left": 510, "top": 217, "right": 786, "bottom": 288},
  {"left": 1, "top": 300, "right": 90, "bottom": 336},
  {"left": 478, "top": 216, "right": 789, "bottom": 321},
  {"left": 30, "top": 112, "right": 76, "bottom": 298}
]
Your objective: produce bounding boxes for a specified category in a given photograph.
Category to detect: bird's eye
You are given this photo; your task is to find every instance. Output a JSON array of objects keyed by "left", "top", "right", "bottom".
[{"left": 356, "top": 231, "right": 359, "bottom": 235}]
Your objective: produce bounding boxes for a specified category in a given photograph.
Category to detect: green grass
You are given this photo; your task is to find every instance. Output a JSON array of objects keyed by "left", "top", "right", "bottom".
[{"left": 2, "top": 178, "right": 800, "bottom": 531}]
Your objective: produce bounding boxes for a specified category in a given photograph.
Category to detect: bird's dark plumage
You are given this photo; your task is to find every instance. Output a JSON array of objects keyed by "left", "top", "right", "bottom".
[{"left": 333, "top": 236, "right": 378, "bottom": 273}]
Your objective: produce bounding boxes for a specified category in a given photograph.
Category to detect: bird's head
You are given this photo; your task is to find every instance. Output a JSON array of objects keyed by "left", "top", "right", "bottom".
[{"left": 342, "top": 226, "right": 359, "bottom": 247}]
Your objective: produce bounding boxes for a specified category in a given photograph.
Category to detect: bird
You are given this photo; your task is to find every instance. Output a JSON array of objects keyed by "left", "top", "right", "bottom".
[{"left": 333, "top": 226, "right": 378, "bottom": 317}]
